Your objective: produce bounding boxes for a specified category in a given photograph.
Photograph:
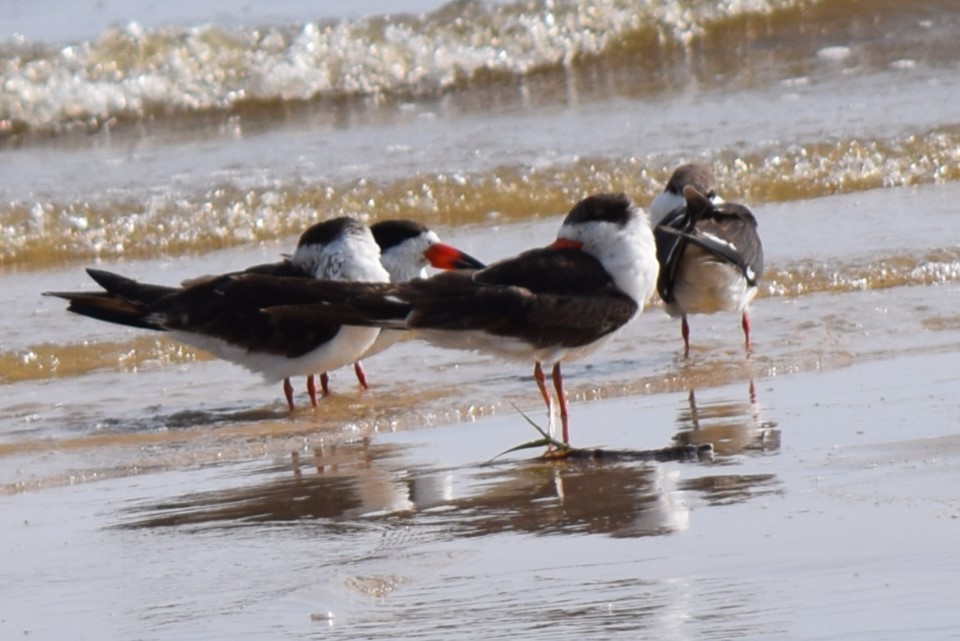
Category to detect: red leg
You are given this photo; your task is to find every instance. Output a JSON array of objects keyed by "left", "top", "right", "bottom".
[
  {"left": 307, "top": 375, "right": 319, "bottom": 408},
  {"left": 283, "top": 377, "right": 295, "bottom": 411},
  {"left": 533, "top": 362, "right": 554, "bottom": 437},
  {"left": 681, "top": 315, "right": 691, "bottom": 358},
  {"left": 742, "top": 308, "right": 752, "bottom": 351},
  {"left": 551, "top": 362, "right": 570, "bottom": 445},
  {"left": 320, "top": 372, "right": 331, "bottom": 397},
  {"left": 354, "top": 361, "right": 369, "bottom": 389}
]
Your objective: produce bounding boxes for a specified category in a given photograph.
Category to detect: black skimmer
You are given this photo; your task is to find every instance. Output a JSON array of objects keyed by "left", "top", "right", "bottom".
[
  {"left": 232, "top": 193, "right": 659, "bottom": 445},
  {"left": 43, "top": 217, "right": 454, "bottom": 410},
  {"left": 317, "top": 219, "right": 485, "bottom": 396},
  {"left": 650, "top": 163, "right": 764, "bottom": 356}
]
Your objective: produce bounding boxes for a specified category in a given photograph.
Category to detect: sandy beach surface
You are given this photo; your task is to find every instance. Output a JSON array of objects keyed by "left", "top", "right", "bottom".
[{"left": 5, "top": 349, "right": 960, "bottom": 639}]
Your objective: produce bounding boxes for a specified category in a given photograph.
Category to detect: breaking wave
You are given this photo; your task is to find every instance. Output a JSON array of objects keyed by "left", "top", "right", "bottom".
[{"left": 0, "top": 0, "right": 817, "bottom": 139}]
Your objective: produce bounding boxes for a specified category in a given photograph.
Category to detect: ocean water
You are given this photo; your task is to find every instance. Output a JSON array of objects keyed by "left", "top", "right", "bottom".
[{"left": 3, "top": 0, "right": 960, "bottom": 638}]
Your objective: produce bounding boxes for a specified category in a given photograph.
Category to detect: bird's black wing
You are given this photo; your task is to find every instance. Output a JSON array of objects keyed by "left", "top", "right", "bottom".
[
  {"left": 251, "top": 248, "right": 639, "bottom": 350},
  {"left": 399, "top": 248, "right": 639, "bottom": 348},
  {"left": 692, "top": 204, "right": 764, "bottom": 285},
  {"left": 149, "top": 275, "right": 349, "bottom": 358}
]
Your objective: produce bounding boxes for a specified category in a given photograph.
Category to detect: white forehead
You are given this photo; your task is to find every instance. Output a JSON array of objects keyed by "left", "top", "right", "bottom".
[{"left": 379, "top": 229, "right": 438, "bottom": 282}]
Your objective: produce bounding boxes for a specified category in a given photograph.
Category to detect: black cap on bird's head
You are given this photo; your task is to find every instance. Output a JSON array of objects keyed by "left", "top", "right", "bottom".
[{"left": 371, "top": 219, "right": 485, "bottom": 272}]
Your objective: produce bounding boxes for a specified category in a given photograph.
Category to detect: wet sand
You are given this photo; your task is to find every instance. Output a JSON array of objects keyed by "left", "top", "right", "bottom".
[{"left": 4, "top": 350, "right": 960, "bottom": 640}]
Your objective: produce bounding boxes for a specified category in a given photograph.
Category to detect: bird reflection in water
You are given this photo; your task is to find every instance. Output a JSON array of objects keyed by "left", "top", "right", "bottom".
[
  {"left": 120, "top": 442, "right": 697, "bottom": 538},
  {"left": 673, "top": 380, "right": 783, "bottom": 506},
  {"left": 118, "top": 439, "right": 453, "bottom": 529},
  {"left": 120, "top": 386, "right": 780, "bottom": 536},
  {"left": 453, "top": 461, "right": 692, "bottom": 538},
  {"left": 673, "top": 379, "right": 780, "bottom": 457}
]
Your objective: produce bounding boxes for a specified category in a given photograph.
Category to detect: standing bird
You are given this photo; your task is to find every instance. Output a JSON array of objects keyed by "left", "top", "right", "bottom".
[
  {"left": 650, "top": 163, "right": 764, "bottom": 356},
  {"left": 317, "top": 219, "right": 486, "bottom": 396},
  {"left": 232, "top": 193, "right": 659, "bottom": 446},
  {"left": 44, "top": 218, "right": 480, "bottom": 409}
]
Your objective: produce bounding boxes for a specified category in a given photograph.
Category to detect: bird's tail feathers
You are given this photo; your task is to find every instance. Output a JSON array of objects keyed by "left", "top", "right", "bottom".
[
  {"left": 85, "top": 268, "right": 176, "bottom": 304},
  {"left": 42, "top": 291, "right": 163, "bottom": 331}
]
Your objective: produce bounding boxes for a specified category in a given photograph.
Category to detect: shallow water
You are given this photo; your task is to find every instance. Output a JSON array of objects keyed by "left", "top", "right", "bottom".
[
  {"left": 6, "top": 355, "right": 960, "bottom": 640},
  {"left": 3, "top": 0, "right": 960, "bottom": 638}
]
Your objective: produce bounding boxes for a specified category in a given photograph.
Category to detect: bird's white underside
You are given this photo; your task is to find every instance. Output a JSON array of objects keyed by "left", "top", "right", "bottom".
[
  {"left": 414, "top": 328, "right": 618, "bottom": 366},
  {"left": 664, "top": 247, "right": 758, "bottom": 317},
  {"left": 170, "top": 325, "right": 381, "bottom": 383}
]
